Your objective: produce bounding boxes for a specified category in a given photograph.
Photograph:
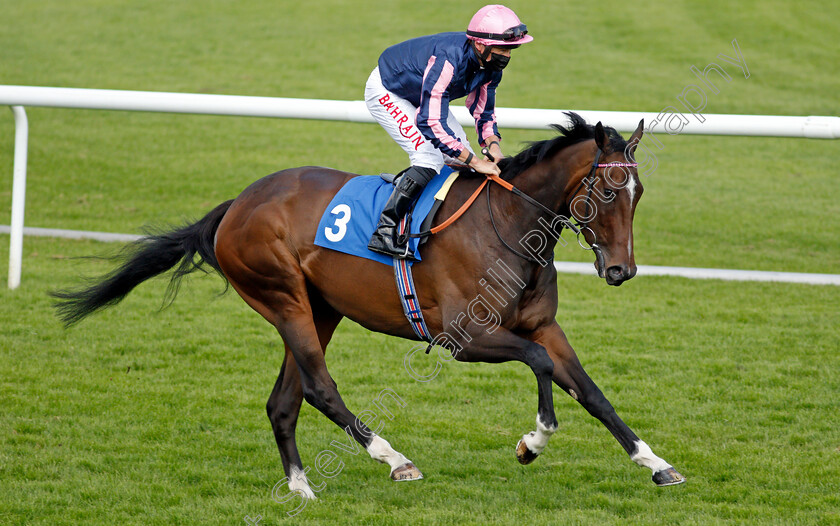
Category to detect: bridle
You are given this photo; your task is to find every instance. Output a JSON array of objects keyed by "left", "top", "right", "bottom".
[{"left": 487, "top": 147, "right": 637, "bottom": 270}]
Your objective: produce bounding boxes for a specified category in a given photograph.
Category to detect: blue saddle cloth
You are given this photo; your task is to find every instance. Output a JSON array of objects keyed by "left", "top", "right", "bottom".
[{"left": 314, "top": 167, "right": 455, "bottom": 265}]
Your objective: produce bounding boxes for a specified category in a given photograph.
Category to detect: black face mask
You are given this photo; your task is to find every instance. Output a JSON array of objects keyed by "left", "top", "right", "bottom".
[
  {"left": 473, "top": 43, "right": 511, "bottom": 71},
  {"left": 487, "top": 52, "right": 510, "bottom": 71}
]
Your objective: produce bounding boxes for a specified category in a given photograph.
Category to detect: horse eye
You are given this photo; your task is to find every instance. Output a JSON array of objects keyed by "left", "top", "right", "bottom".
[{"left": 603, "top": 188, "right": 615, "bottom": 198}]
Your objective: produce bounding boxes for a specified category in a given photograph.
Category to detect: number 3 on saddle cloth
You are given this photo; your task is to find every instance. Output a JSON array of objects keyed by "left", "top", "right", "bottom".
[{"left": 314, "top": 166, "right": 459, "bottom": 342}]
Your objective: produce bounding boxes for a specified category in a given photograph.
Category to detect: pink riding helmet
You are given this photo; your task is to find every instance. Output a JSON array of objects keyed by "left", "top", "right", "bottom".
[{"left": 466, "top": 5, "right": 534, "bottom": 46}]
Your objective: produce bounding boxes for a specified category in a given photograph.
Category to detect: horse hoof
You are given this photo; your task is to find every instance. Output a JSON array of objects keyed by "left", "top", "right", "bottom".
[
  {"left": 390, "top": 462, "right": 423, "bottom": 482},
  {"left": 652, "top": 467, "right": 686, "bottom": 486},
  {"left": 516, "top": 438, "right": 539, "bottom": 465}
]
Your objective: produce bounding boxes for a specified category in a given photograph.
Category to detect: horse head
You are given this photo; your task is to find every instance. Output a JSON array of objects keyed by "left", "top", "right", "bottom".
[{"left": 566, "top": 119, "right": 645, "bottom": 286}]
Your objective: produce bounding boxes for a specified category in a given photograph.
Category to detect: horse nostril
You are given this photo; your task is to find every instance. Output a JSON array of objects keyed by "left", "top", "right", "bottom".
[{"left": 606, "top": 266, "right": 624, "bottom": 281}]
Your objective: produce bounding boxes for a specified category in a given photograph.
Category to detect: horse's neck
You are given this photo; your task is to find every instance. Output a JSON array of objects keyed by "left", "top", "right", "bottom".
[
  {"left": 471, "top": 141, "right": 592, "bottom": 288},
  {"left": 509, "top": 140, "right": 593, "bottom": 221},
  {"left": 464, "top": 141, "right": 594, "bottom": 291}
]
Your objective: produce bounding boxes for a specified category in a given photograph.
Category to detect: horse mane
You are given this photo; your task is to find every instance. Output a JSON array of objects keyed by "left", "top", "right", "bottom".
[{"left": 495, "top": 112, "right": 627, "bottom": 180}]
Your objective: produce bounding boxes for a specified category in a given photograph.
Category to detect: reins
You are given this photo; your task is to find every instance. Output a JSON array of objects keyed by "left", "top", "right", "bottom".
[
  {"left": 407, "top": 166, "right": 561, "bottom": 240},
  {"left": 430, "top": 173, "right": 507, "bottom": 234},
  {"left": 405, "top": 169, "right": 512, "bottom": 239},
  {"left": 485, "top": 149, "right": 599, "bottom": 264}
]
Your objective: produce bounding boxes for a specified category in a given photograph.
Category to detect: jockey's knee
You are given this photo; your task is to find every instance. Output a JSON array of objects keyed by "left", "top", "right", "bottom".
[{"left": 404, "top": 166, "right": 437, "bottom": 186}]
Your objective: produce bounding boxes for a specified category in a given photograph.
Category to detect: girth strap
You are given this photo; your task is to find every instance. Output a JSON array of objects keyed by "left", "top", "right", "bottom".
[
  {"left": 393, "top": 258, "right": 431, "bottom": 342},
  {"left": 393, "top": 216, "right": 432, "bottom": 342}
]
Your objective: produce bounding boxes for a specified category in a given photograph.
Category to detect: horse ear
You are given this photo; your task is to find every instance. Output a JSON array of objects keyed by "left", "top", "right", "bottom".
[
  {"left": 594, "top": 121, "right": 607, "bottom": 150},
  {"left": 627, "top": 118, "right": 645, "bottom": 155}
]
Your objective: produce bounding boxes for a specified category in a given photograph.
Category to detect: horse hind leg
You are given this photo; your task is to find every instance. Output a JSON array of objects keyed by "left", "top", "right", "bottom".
[
  {"left": 218, "top": 221, "right": 421, "bottom": 489},
  {"left": 281, "top": 311, "right": 422, "bottom": 484},
  {"left": 368, "top": 437, "right": 423, "bottom": 482},
  {"left": 264, "top": 291, "right": 420, "bottom": 497},
  {"left": 266, "top": 349, "right": 314, "bottom": 498},
  {"left": 267, "top": 301, "right": 360, "bottom": 500}
]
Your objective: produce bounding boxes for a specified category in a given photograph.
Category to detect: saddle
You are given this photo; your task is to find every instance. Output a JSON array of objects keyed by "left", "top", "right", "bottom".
[{"left": 313, "top": 167, "right": 459, "bottom": 266}]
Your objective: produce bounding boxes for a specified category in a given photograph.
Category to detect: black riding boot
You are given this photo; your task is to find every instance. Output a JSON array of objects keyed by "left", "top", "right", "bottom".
[{"left": 368, "top": 166, "right": 437, "bottom": 260}]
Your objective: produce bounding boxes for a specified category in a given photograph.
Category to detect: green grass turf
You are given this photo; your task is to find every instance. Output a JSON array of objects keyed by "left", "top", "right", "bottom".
[
  {"left": 1, "top": 0, "right": 839, "bottom": 524},
  {"left": 1, "top": 237, "right": 838, "bottom": 525}
]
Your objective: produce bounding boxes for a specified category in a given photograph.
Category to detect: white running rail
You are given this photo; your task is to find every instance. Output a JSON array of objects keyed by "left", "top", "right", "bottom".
[{"left": 2, "top": 85, "right": 839, "bottom": 289}]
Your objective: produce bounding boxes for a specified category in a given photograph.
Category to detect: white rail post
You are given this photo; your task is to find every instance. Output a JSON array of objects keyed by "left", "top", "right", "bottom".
[{"left": 8, "top": 106, "right": 28, "bottom": 290}]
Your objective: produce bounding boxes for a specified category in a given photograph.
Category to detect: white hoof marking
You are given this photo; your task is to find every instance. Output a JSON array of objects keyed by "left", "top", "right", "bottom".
[
  {"left": 630, "top": 440, "right": 672, "bottom": 474},
  {"left": 366, "top": 435, "right": 411, "bottom": 474},
  {"left": 288, "top": 466, "right": 317, "bottom": 500},
  {"left": 521, "top": 415, "right": 557, "bottom": 456}
]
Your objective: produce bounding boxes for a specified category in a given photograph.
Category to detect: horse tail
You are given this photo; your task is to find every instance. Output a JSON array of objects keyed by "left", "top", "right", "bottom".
[{"left": 51, "top": 199, "right": 234, "bottom": 327}]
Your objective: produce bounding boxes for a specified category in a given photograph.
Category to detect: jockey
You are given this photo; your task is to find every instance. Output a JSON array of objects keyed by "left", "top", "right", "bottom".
[{"left": 365, "top": 4, "right": 533, "bottom": 260}]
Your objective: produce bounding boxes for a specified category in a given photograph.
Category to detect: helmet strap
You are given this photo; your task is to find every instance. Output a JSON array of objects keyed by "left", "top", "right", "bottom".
[{"left": 472, "top": 42, "right": 493, "bottom": 68}]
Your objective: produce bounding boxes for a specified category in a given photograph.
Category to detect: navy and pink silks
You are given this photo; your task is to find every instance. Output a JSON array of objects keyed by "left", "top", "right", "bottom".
[{"left": 377, "top": 32, "right": 503, "bottom": 158}]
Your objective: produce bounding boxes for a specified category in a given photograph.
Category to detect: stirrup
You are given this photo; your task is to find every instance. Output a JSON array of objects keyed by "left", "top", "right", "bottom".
[
  {"left": 367, "top": 233, "right": 417, "bottom": 261},
  {"left": 379, "top": 172, "right": 399, "bottom": 185}
]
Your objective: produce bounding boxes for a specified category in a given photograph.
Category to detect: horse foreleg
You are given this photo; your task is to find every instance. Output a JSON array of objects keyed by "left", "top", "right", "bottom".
[
  {"left": 453, "top": 328, "right": 558, "bottom": 465},
  {"left": 531, "top": 322, "right": 685, "bottom": 486}
]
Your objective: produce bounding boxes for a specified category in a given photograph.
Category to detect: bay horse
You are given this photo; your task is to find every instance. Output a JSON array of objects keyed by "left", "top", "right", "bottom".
[{"left": 52, "top": 113, "right": 685, "bottom": 499}]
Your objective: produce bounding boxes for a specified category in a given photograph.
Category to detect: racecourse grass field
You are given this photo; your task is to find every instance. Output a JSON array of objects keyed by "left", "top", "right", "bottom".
[
  {"left": 1, "top": 238, "right": 838, "bottom": 525},
  {"left": 2, "top": 0, "right": 839, "bottom": 525}
]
